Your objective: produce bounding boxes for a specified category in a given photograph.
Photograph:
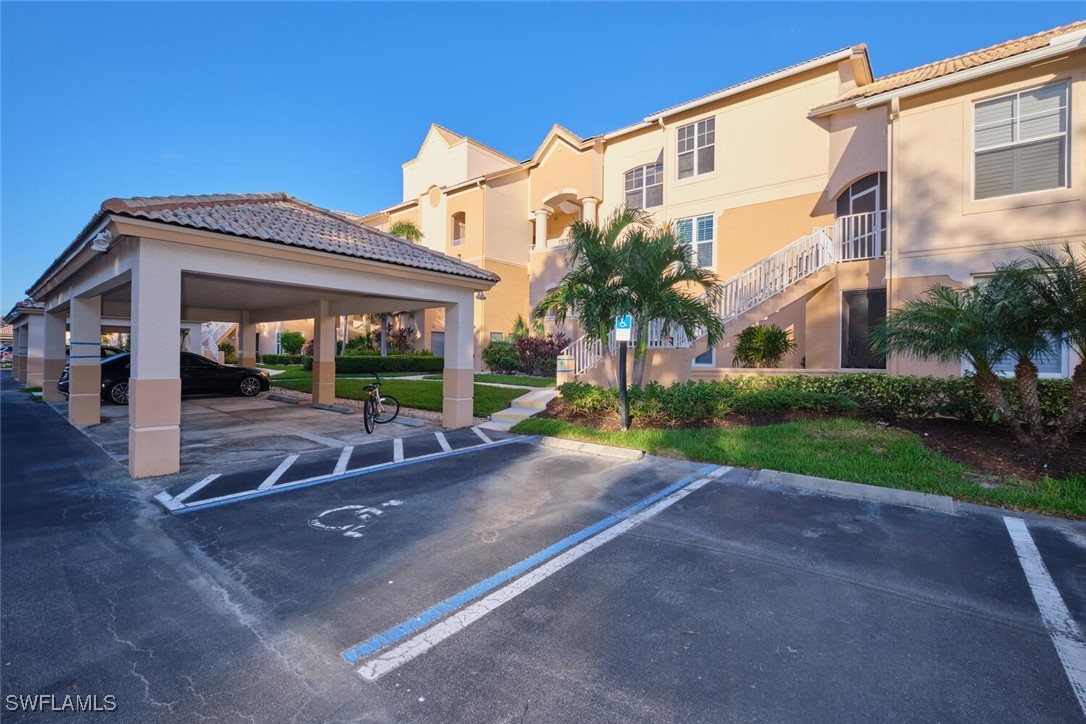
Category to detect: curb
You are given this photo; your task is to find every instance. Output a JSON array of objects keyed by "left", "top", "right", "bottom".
[
  {"left": 755, "top": 469, "right": 956, "bottom": 515},
  {"left": 539, "top": 436, "right": 644, "bottom": 461}
]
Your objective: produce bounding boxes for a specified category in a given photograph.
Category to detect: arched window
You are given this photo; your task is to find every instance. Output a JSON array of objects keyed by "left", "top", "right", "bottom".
[
  {"left": 624, "top": 161, "right": 663, "bottom": 209},
  {"left": 451, "top": 212, "right": 466, "bottom": 246},
  {"left": 835, "top": 172, "right": 887, "bottom": 217}
]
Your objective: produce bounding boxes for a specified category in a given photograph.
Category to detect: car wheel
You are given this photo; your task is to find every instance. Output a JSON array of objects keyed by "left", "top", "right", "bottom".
[
  {"left": 107, "top": 381, "right": 130, "bottom": 405},
  {"left": 238, "top": 376, "right": 262, "bottom": 397}
]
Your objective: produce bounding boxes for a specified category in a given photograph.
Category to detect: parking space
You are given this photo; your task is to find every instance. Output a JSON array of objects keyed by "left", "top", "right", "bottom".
[
  {"left": 154, "top": 426, "right": 521, "bottom": 512},
  {"left": 51, "top": 392, "right": 437, "bottom": 477}
]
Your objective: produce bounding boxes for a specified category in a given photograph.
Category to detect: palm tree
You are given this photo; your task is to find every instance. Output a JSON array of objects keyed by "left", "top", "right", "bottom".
[
  {"left": 986, "top": 266, "right": 1054, "bottom": 439},
  {"left": 532, "top": 207, "right": 651, "bottom": 383},
  {"left": 619, "top": 225, "right": 726, "bottom": 386},
  {"left": 869, "top": 284, "right": 1026, "bottom": 441},
  {"left": 1019, "top": 242, "right": 1086, "bottom": 445},
  {"left": 389, "top": 220, "right": 423, "bottom": 243}
]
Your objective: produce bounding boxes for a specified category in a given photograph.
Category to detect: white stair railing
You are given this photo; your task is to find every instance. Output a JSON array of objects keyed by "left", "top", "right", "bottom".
[
  {"left": 559, "top": 210, "right": 886, "bottom": 376},
  {"left": 201, "top": 321, "right": 237, "bottom": 359}
]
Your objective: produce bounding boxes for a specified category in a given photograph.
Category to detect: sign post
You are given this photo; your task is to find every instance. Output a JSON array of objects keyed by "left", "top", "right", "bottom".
[{"left": 615, "top": 315, "right": 632, "bottom": 431}]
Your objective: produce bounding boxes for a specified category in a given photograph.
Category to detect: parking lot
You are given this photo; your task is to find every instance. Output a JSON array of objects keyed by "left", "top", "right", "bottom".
[{"left": 3, "top": 375, "right": 1085, "bottom": 722}]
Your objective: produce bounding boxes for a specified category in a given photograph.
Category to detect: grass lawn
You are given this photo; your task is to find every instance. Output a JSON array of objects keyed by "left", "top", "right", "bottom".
[
  {"left": 511, "top": 417, "right": 1086, "bottom": 519},
  {"left": 259, "top": 366, "right": 418, "bottom": 380},
  {"left": 272, "top": 376, "right": 524, "bottom": 417},
  {"left": 421, "top": 373, "right": 554, "bottom": 388}
]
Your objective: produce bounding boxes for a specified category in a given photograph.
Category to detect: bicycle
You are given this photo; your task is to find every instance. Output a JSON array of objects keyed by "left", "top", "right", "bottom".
[{"left": 362, "top": 373, "right": 400, "bottom": 433}]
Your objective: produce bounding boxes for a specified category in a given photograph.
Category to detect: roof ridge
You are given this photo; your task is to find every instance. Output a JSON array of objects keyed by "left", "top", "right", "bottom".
[{"left": 101, "top": 193, "right": 291, "bottom": 213}]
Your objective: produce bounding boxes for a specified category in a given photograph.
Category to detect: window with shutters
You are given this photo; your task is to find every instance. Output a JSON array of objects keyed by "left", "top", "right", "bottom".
[
  {"left": 676, "top": 214, "right": 714, "bottom": 268},
  {"left": 677, "top": 118, "right": 715, "bottom": 179},
  {"left": 974, "top": 82, "right": 1069, "bottom": 200},
  {"left": 624, "top": 162, "right": 664, "bottom": 209}
]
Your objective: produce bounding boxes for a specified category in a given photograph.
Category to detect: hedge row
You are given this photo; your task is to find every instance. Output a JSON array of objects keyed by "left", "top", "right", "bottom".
[
  {"left": 558, "top": 374, "right": 1073, "bottom": 427},
  {"left": 302, "top": 355, "right": 444, "bottom": 374},
  {"left": 257, "top": 354, "right": 305, "bottom": 366}
]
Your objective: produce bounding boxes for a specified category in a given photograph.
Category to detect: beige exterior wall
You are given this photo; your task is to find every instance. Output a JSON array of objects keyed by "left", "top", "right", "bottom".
[
  {"left": 887, "top": 51, "right": 1086, "bottom": 378},
  {"left": 715, "top": 192, "right": 833, "bottom": 279}
]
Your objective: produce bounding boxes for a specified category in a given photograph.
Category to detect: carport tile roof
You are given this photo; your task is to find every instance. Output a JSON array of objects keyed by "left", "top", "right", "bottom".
[{"left": 100, "top": 193, "right": 499, "bottom": 283}]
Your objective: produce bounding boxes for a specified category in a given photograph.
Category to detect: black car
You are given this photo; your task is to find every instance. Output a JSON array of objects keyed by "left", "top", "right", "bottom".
[{"left": 58, "top": 352, "right": 271, "bottom": 405}]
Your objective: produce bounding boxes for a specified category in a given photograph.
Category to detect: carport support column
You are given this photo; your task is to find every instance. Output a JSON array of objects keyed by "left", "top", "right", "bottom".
[
  {"left": 238, "top": 311, "right": 257, "bottom": 368},
  {"left": 69, "top": 295, "right": 102, "bottom": 425},
  {"left": 12, "top": 325, "right": 25, "bottom": 384},
  {"left": 128, "top": 243, "right": 182, "bottom": 478},
  {"left": 41, "top": 309, "right": 67, "bottom": 402},
  {"left": 442, "top": 299, "right": 474, "bottom": 428},
  {"left": 312, "top": 300, "right": 336, "bottom": 405},
  {"left": 23, "top": 314, "right": 45, "bottom": 388}
]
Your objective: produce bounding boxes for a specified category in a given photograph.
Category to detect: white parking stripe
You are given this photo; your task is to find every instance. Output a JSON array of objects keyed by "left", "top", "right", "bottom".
[
  {"left": 357, "top": 467, "right": 727, "bottom": 680},
  {"left": 435, "top": 432, "right": 453, "bottom": 453},
  {"left": 334, "top": 446, "right": 354, "bottom": 476},
  {"left": 258, "top": 454, "right": 299, "bottom": 491},
  {"left": 174, "top": 474, "right": 221, "bottom": 503},
  {"left": 1004, "top": 516, "right": 1086, "bottom": 717},
  {"left": 471, "top": 427, "right": 493, "bottom": 445},
  {"left": 393, "top": 438, "right": 404, "bottom": 462}
]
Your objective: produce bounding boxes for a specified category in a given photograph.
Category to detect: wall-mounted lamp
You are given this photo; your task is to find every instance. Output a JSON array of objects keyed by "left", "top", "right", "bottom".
[
  {"left": 475, "top": 291, "right": 487, "bottom": 301},
  {"left": 90, "top": 230, "right": 113, "bottom": 253}
]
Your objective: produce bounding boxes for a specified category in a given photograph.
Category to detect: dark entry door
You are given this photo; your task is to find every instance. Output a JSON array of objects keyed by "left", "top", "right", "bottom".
[{"left": 842, "top": 289, "right": 887, "bottom": 369}]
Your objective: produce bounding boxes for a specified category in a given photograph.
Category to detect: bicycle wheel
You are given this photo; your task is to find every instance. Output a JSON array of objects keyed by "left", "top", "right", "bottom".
[
  {"left": 374, "top": 395, "right": 400, "bottom": 424},
  {"left": 363, "top": 398, "right": 376, "bottom": 434}
]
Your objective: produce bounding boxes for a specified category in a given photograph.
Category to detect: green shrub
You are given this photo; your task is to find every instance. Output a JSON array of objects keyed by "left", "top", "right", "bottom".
[
  {"left": 279, "top": 331, "right": 305, "bottom": 355},
  {"left": 732, "top": 389, "right": 858, "bottom": 414},
  {"left": 482, "top": 340, "right": 519, "bottom": 374},
  {"left": 732, "top": 324, "right": 797, "bottom": 368},
  {"left": 258, "top": 353, "right": 304, "bottom": 365},
  {"left": 558, "top": 374, "right": 1073, "bottom": 427},
  {"left": 302, "top": 355, "right": 444, "bottom": 374}
]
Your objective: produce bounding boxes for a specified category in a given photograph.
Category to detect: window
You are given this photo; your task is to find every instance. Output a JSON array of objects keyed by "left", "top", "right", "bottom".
[
  {"left": 835, "top": 173, "right": 887, "bottom": 217},
  {"left": 490, "top": 332, "right": 504, "bottom": 342},
  {"left": 677, "top": 117, "right": 715, "bottom": 179},
  {"left": 676, "top": 214, "right": 714, "bottom": 268},
  {"left": 624, "top": 162, "right": 663, "bottom": 209},
  {"left": 974, "top": 82, "right": 1069, "bottom": 200},
  {"left": 451, "top": 212, "right": 466, "bottom": 246},
  {"left": 692, "top": 347, "right": 715, "bottom": 367},
  {"left": 991, "top": 339, "right": 1066, "bottom": 377}
]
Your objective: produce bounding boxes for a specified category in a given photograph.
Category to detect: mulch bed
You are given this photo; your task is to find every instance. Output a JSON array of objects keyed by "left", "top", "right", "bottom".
[{"left": 539, "top": 398, "right": 1085, "bottom": 482}]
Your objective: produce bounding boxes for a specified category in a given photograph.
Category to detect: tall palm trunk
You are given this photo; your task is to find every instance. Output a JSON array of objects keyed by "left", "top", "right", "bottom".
[
  {"left": 1054, "top": 361, "right": 1086, "bottom": 447},
  {"left": 974, "top": 369, "right": 1028, "bottom": 443},
  {"left": 630, "top": 320, "right": 649, "bottom": 387},
  {"left": 1013, "top": 359, "right": 1045, "bottom": 442}
]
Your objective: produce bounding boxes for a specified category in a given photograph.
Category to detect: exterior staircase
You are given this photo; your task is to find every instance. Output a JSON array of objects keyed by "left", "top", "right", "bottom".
[
  {"left": 201, "top": 321, "right": 237, "bottom": 361},
  {"left": 482, "top": 388, "right": 558, "bottom": 431},
  {"left": 560, "top": 210, "right": 885, "bottom": 376}
]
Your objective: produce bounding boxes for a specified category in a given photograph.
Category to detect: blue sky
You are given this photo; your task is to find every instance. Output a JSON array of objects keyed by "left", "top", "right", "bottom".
[{"left": 2, "top": 2, "right": 1082, "bottom": 311}]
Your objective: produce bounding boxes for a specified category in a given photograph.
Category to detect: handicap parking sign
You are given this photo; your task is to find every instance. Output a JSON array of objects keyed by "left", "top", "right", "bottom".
[{"left": 614, "top": 314, "right": 632, "bottom": 342}]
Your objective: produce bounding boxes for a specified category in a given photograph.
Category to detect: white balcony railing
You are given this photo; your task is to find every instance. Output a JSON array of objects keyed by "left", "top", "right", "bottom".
[{"left": 836, "top": 210, "right": 887, "bottom": 261}]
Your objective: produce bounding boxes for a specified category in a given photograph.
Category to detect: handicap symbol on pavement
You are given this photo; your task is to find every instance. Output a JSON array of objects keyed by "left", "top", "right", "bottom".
[{"left": 309, "top": 500, "right": 403, "bottom": 538}]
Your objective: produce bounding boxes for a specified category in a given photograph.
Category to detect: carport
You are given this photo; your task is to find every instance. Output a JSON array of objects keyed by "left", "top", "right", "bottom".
[{"left": 25, "top": 193, "right": 498, "bottom": 478}]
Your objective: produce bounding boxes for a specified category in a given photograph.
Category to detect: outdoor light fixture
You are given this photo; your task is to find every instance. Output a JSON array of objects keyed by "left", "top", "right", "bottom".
[
  {"left": 89, "top": 230, "right": 113, "bottom": 253},
  {"left": 476, "top": 291, "right": 487, "bottom": 300}
]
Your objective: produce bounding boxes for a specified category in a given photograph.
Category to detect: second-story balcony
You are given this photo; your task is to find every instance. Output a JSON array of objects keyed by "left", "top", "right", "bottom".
[{"left": 835, "top": 210, "right": 887, "bottom": 261}]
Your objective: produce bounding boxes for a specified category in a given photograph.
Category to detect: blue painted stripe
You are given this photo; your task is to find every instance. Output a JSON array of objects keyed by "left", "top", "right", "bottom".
[
  {"left": 172, "top": 436, "right": 533, "bottom": 514},
  {"left": 341, "top": 463, "right": 717, "bottom": 664},
  {"left": 68, "top": 355, "right": 102, "bottom": 359},
  {"left": 69, "top": 341, "right": 100, "bottom": 345}
]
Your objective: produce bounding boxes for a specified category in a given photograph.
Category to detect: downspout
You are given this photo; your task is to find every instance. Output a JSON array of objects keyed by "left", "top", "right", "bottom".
[{"left": 885, "top": 96, "right": 899, "bottom": 375}]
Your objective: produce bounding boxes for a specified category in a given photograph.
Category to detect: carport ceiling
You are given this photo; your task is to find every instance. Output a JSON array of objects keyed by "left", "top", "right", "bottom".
[{"left": 101, "top": 273, "right": 439, "bottom": 315}]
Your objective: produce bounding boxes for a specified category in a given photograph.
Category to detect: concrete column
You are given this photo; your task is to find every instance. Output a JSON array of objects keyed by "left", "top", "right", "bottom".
[
  {"left": 128, "top": 245, "right": 182, "bottom": 478},
  {"left": 238, "top": 311, "right": 257, "bottom": 368},
  {"left": 41, "top": 309, "right": 67, "bottom": 402},
  {"left": 24, "top": 314, "right": 45, "bottom": 388},
  {"left": 442, "top": 298, "right": 474, "bottom": 428},
  {"left": 69, "top": 295, "right": 102, "bottom": 425},
  {"left": 12, "top": 325, "right": 26, "bottom": 384},
  {"left": 312, "top": 300, "right": 336, "bottom": 404},
  {"left": 533, "top": 209, "right": 550, "bottom": 250},
  {"left": 582, "top": 197, "right": 600, "bottom": 225}
]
